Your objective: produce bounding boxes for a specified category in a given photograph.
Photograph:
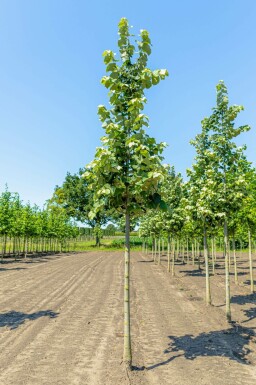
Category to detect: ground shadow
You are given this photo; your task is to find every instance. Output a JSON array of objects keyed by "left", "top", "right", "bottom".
[
  {"left": 243, "top": 308, "right": 256, "bottom": 323},
  {"left": 231, "top": 294, "right": 256, "bottom": 323},
  {"left": 231, "top": 293, "right": 256, "bottom": 305},
  {"left": 0, "top": 253, "right": 67, "bottom": 265},
  {"left": 179, "top": 269, "right": 205, "bottom": 277},
  {"left": 243, "top": 279, "right": 256, "bottom": 287},
  {"left": 229, "top": 271, "right": 247, "bottom": 276},
  {"left": 0, "top": 267, "right": 27, "bottom": 271},
  {"left": 0, "top": 310, "right": 59, "bottom": 329},
  {"left": 146, "top": 325, "right": 255, "bottom": 370}
]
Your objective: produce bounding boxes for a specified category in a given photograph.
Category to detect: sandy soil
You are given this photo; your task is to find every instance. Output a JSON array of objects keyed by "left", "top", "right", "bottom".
[{"left": 0, "top": 250, "right": 256, "bottom": 385}]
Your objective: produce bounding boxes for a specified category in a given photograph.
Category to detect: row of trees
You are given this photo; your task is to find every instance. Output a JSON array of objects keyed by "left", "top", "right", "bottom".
[
  {"left": 6, "top": 17, "right": 250, "bottom": 370},
  {"left": 139, "top": 81, "right": 255, "bottom": 323},
  {"left": 80, "top": 18, "right": 254, "bottom": 370},
  {"left": 0, "top": 189, "right": 78, "bottom": 258}
]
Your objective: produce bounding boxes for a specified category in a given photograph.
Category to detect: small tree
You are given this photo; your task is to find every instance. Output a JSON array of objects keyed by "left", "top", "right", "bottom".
[{"left": 84, "top": 18, "right": 168, "bottom": 368}]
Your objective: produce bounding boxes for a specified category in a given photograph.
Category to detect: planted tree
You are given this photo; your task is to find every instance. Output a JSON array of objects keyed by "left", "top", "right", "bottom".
[
  {"left": 50, "top": 168, "right": 108, "bottom": 246},
  {"left": 187, "top": 118, "right": 219, "bottom": 305},
  {"left": 84, "top": 18, "right": 168, "bottom": 368},
  {"left": 200, "top": 81, "right": 250, "bottom": 320}
]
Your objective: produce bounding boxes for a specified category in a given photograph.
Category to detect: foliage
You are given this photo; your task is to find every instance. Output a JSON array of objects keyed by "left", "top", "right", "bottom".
[{"left": 84, "top": 17, "right": 169, "bottom": 219}]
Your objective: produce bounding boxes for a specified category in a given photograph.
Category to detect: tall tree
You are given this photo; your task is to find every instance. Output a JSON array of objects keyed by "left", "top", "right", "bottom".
[{"left": 84, "top": 18, "right": 168, "bottom": 368}]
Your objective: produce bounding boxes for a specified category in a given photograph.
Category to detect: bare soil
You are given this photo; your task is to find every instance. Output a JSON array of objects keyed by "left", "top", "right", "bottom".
[{"left": 0, "top": 250, "right": 256, "bottom": 385}]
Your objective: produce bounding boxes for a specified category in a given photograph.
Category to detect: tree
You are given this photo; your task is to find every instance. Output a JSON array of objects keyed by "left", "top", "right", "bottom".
[
  {"left": 84, "top": 18, "right": 168, "bottom": 368},
  {"left": 50, "top": 168, "right": 108, "bottom": 246},
  {"left": 198, "top": 81, "right": 250, "bottom": 321},
  {"left": 187, "top": 119, "right": 219, "bottom": 305},
  {"left": 238, "top": 166, "right": 256, "bottom": 293}
]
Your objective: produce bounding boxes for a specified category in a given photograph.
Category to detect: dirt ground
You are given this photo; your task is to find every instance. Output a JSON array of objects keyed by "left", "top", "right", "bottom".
[{"left": 0, "top": 250, "right": 256, "bottom": 385}]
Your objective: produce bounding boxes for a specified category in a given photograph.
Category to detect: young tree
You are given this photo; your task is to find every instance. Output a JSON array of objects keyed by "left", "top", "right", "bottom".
[
  {"left": 238, "top": 166, "right": 256, "bottom": 293},
  {"left": 84, "top": 18, "right": 168, "bottom": 368},
  {"left": 187, "top": 121, "right": 219, "bottom": 305},
  {"left": 201, "top": 81, "right": 250, "bottom": 321}
]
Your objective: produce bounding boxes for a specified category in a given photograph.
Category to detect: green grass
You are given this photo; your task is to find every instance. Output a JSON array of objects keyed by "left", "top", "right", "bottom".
[{"left": 73, "top": 236, "right": 144, "bottom": 251}]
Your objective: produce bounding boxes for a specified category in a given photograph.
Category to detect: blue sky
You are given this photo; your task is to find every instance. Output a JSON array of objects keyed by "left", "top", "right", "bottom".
[{"left": 0, "top": 0, "right": 256, "bottom": 206}]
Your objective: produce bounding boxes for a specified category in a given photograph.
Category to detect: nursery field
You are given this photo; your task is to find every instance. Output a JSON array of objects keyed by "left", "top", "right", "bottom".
[{"left": 0, "top": 251, "right": 256, "bottom": 385}]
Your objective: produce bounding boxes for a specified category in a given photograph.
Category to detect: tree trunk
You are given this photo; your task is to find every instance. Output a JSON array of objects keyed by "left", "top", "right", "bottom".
[
  {"left": 232, "top": 234, "right": 238, "bottom": 285},
  {"left": 124, "top": 211, "right": 132, "bottom": 368},
  {"left": 167, "top": 235, "right": 171, "bottom": 272},
  {"left": 203, "top": 225, "right": 211, "bottom": 305},
  {"left": 213, "top": 236, "right": 217, "bottom": 263},
  {"left": 211, "top": 237, "right": 215, "bottom": 275},
  {"left": 172, "top": 238, "right": 175, "bottom": 276},
  {"left": 192, "top": 242, "right": 194, "bottom": 266},
  {"left": 1, "top": 234, "right": 7, "bottom": 261},
  {"left": 154, "top": 237, "right": 157, "bottom": 263},
  {"left": 186, "top": 237, "right": 189, "bottom": 264},
  {"left": 158, "top": 238, "right": 161, "bottom": 265},
  {"left": 248, "top": 228, "right": 254, "bottom": 293},
  {"left": 224, "top": 218, "right": 231, "bottom": 322},
  {"left": 96, "top": 233, "right": 100, "bottom": 247}
]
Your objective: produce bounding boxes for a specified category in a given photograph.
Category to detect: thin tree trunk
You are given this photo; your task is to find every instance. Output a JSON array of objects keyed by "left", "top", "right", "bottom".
[
  {"left": 181, "top": 241, "right": 184, "bottom": 264},
  {"left": 214, "top": 236, "right": 217, "bottom": 262},
  {"left": 167, "top": 235, "right": 171, "bottom": 272},
  {"left": 198, "top": 241, "right": 201, "bottom": 270},
  {"left": 124, "top": 211, "right": 132, "bottom": 368},
  {"left": 172, "top": 238, "right": 175, "bottom": 276},
  {"left": 154, "top": 237, "right": 157, "bottom": 263},
  {"left": 224, "top": 218, "right": 231, "bottom": 322},
  {"left": 203, "top": 225, "right": 211, "bottom": 305},
  {"left": 186, "top": 237, "right": 189, "bottom": 263},
  {"left": 211, "top": 237, "right": 215, "bottom": 275},
  {"left": 2, "top": 234, "right": 7, "bottom": 261},
  {"left": 233, "top": 234, "right": 238, "bottom": 285},
  {"left": 158, "top": 238, "right": 161, "bottom": 265},
  {"left": 248, "top": 228, "right": 254, "bottom": 293}
]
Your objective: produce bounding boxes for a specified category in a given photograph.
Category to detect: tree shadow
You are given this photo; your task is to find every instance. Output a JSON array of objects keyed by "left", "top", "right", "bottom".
[
  {"left": 229, "top": 272, "right": 247, "bottom": 276},
  {"left": 243, "top": 279, "right": 256, "bottom": 287},
  {"left": 243, "top": 308, "right": 256, "bottom": 323},
  {"left": 179, "top": 269, "right": 205, "bottom": 277},
  {"left": 138, "top": 260, "right": 154, "bottom": 263},
  {"left": 146, "top": 325, "right": 255, "bottom": 370},
  {"left": 0, "top": 267, "right": 27, "bottom": 271},
  {"left": 231, "top": 294, "right": 256, "bottom": 323},
  {"left": 231, "top": 293, "right": 256, "bottom": 305},
  {"left": 0, "top": 310, "right": 59, "bottom": 330}
]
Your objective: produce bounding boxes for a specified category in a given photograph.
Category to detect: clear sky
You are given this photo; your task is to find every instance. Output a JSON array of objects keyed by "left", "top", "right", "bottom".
[{"left": 0, "top": 0, "right": 256, "bottom": 207}]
